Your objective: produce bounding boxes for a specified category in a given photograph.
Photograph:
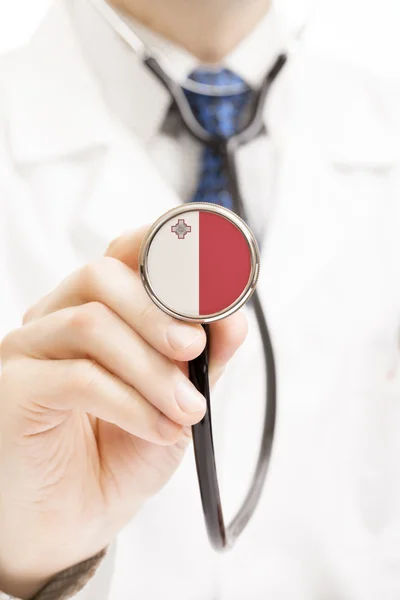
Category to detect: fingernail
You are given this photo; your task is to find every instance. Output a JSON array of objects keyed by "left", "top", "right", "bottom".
[
  {"left": 175, "top": 379, "right": 206, "bottom": 414},
  {"left": 157, "top": 414, "right": 182, "bottom": 442},
  {"left": 166, "top": 323, "right": 201, "bottom": 351}
]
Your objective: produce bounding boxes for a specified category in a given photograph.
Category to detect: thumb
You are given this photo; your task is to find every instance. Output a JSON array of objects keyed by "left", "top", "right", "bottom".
[{"left": 105, "top": 225, "right": 150, "bottom": 271}]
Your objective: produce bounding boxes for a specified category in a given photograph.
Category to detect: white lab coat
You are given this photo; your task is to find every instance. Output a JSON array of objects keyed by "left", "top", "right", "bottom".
[{"left": 1, "top": 2, "right": 400, "bottom": 599}]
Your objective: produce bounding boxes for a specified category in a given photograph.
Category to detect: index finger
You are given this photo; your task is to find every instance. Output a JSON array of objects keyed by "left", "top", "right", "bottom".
[
  {"left": 105, "top": 225, "right": 150, "bottom": 270},
  {"left": 107, "top": 226, "right": 248, "bottom": 383}
]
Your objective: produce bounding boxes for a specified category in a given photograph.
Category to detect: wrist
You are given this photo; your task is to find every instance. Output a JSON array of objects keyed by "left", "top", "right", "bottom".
[
  {"left": 0, "top": 540, "right": 64, "bottom": 599},
  {"left": 0, "top": 565, "right": 52, "bottom": 600},
  {"left": 0, "top": 547, "right": 108, "bottom": 600}
]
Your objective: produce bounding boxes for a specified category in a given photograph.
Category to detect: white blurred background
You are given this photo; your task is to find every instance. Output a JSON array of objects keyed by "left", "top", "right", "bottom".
[{"left": 0, "top": 0, "right": 399, "bottom": 78}]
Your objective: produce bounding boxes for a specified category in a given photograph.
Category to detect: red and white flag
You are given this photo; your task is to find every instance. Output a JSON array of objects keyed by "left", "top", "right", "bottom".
[{"left": 147, "top": 210, "right": 252, "bottom": 318}]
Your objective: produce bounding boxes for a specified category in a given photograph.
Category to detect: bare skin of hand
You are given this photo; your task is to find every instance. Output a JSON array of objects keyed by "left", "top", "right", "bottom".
[{"left": 0, "top": 226, "right": 247, "bottom": 599}]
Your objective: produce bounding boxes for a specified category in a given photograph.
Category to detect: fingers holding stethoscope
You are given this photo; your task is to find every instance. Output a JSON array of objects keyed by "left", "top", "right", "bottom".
[
  {"left": 23, "top": 255, "right": 207, "bottom": 363},
  {"left": 4, "top": 301, "right": 207, "bottom": 431},
  {"left": 0, "top": 354, "right": 184, "bottom": 446},
  {"left": 3, "top": 229, "right": 247, "bottom": 445}
]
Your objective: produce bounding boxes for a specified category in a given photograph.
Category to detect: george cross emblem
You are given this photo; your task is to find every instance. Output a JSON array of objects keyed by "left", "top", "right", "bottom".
[{"left": 171, "top": 219, "right": 191, "bottom": 240}]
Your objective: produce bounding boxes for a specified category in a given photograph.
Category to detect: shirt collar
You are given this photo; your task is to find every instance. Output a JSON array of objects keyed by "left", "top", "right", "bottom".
[
  {"left": 68, "top": 0, "right": 290, "bottom": 143},
  {"left": 2, "top": 0, "right": 314, "bottom": 164}
]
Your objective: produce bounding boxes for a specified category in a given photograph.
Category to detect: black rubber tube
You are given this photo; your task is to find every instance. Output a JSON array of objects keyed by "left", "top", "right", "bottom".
[{"left": 143, "top": 51, "right": 285, "bottom": 550}]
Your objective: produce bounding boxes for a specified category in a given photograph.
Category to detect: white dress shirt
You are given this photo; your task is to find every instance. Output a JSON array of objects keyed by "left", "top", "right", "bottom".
[{"left": 0, "top": 1, "right": 400, "bottom": 599}]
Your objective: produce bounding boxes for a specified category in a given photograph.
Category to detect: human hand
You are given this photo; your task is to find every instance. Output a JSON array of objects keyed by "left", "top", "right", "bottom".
[{"left": 0, "top": 226, "right": 247, "bottom": 598}]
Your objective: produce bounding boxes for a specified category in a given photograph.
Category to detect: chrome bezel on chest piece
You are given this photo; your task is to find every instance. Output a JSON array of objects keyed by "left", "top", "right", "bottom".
[{"left": 139, "top": 203, "right": 260, "bottom": 324}]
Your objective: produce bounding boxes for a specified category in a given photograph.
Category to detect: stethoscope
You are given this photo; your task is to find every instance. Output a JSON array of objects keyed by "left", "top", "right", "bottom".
[{"left": 88, "top": 0, "right": 310, "bottom": 552}]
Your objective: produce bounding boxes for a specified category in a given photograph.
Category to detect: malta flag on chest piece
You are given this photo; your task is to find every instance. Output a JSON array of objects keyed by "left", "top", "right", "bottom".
[{"left": 146, "top": 209, "right": 253, "bottom": 319}]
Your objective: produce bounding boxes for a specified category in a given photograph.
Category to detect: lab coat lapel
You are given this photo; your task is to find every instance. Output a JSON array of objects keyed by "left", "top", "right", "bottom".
[
  {"left": 256, "top": 54, "right": 398, "bottom": 322},
  {"left": 3, "top": 0, "right": 183, "bottom": 261},
  {"left": 71, "top": 134, "right": 182, "bottom": 260},
  {"left": 5, "top": 1, "right": 115, "bottom": 164},
  {"left": 257, "top": 139, "right": 345, "bottom": 321}
]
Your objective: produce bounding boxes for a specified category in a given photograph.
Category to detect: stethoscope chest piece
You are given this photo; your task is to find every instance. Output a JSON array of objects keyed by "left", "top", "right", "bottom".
[{"left": 139, "top": 203, "right": 260, "bottom": 324}]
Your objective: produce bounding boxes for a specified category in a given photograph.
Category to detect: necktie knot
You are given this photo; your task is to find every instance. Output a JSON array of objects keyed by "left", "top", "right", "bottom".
[
  {"left": 183, "top": 68, "right": 252, "bottom": 138},
  {"left": 183, "top": 68, "right": 252, "bottom": 209}
]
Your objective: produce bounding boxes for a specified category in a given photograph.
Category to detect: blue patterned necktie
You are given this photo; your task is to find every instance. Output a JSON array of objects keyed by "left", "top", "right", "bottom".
[{"left": 183, "top": 69, "right": 252, "bottom": 209}]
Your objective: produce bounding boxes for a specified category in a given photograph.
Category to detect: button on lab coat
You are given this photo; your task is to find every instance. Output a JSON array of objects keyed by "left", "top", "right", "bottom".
[{"left": 0, "top": 2, "right": 400, "bottom": 599}]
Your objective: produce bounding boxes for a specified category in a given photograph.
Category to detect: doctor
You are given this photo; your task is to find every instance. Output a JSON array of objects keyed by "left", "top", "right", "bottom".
[{"left": 0, "top": 0, "right": 399, "bottom": 599}]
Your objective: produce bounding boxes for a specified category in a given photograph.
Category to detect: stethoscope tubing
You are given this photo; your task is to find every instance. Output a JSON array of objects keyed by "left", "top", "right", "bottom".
[
  {"left": 143, "top": 52, "right": 286, "bottom": 551},
  {"left": 144, "top": 53, "right": 287, "bottom": 146}
]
